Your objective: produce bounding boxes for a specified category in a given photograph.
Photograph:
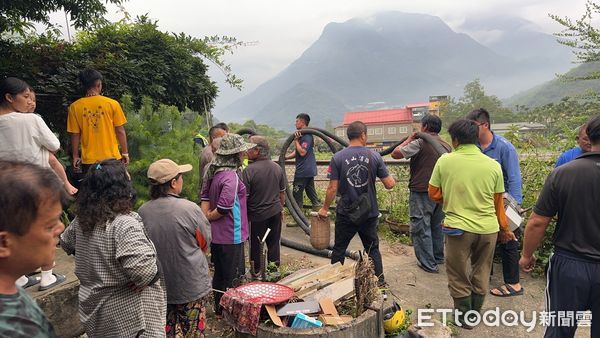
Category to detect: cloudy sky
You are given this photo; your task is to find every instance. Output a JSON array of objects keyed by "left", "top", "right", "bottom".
[{"left": 51, "top": 0, "right": 589, "bottom": 111}]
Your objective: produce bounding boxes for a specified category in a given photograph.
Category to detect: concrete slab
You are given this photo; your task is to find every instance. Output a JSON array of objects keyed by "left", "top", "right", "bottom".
[{"left": 26, "top": 249, "right": 83, "bottom": 338}]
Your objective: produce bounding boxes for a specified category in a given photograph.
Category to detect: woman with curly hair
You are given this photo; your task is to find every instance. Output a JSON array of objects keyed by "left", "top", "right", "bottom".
[{"left": 60, "top": 159, "right": 166, "bottom": 337}]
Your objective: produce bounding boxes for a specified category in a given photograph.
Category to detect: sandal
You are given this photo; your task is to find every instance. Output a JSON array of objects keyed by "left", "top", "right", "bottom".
[
  {"left": 23, "top": 276, "right": 41, "bottom": 289},
  {"left": 490, "top": 283, "right": 524, "bottom": 297},
  {"left": 38, "top": 273, "right": 66, "bottom": 291}
]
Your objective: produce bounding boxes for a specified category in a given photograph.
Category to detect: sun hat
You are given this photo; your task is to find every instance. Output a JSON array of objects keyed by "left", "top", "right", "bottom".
[{"left": 147, "top": 159, "right": 192, "bottom": 184}]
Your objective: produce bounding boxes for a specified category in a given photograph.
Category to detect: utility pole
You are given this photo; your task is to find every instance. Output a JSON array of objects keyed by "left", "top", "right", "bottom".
[
  {"left": 203, "top": 96, "right": 213, "bottom": 128},
  {"left": 64, "top": 10, "right": 72, "bottom": 42}
]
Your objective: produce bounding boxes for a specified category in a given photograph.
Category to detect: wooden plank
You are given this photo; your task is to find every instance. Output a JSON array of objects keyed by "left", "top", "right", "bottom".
[
  {"left": 294, "top": 266, "right": 355, "bottom": 298},
  {"left": 284, "top": 263, "right": 345, "bottom": 289},
  {"left": 285, "top": 262, "right": 355, "bottom": 291},
  {"left": 278, "top": 262, "right": 341, "bottom": 285},
  {"left": 278, "top": 266, "right": 322, "bottom": 285},
  {"left": 319, "top": 298, "right": 338, "bottom": 316},
  {"left": 319, "top": 315, "right": 353, "bottom": 326},
  {"left": 308, "top": 276, "right": 355, "bottom": 303}
]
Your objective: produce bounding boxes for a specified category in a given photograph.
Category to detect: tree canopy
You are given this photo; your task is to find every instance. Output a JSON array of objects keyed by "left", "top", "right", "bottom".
[
  {"left": 441, "top": 79, "right": 515, "bottom": 125},
  {"left": 551, "top": 0, "right": 600, "bottom": 80},
  {"left": 0, "top": 16, "right": 243, "bottom": 139},
  {"left": 0, "top": 0, "right": 124, "bottom": 34}
]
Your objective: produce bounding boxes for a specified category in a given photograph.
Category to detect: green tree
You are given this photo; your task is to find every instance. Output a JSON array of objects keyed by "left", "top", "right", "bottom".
[
  {"left": 551, "top": 0, "right": 600, "bottom": 80},
  {"left": 123, "top": 95, "right": 205, "bottom": 206},
  {"left": 442, "top": 79, "right": 515, "bottom": 125},
  {"left": 550, "top": 0, "right": 600, "bottom": 105},
  {"left": 0, "top": 0, "right": 124, "bottom": 34},
  {"left": 227, "top": 120, "right": 288, "bottom": 156},
  {"left": 0, "top": 17, "right": 242, "bottom": 140}
]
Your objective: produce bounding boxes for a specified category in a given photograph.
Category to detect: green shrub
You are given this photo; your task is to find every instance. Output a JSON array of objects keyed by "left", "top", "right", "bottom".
[{"left": 124, "top": 95, "right": 205, "bottom": 207}]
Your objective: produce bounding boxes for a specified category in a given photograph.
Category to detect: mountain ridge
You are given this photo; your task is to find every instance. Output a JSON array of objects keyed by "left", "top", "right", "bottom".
[{"left": 218, "top": 11, "right": 574, "bottom": 130}]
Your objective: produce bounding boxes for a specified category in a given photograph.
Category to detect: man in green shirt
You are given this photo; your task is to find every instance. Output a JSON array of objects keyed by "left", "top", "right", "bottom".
[
  {"left": 0, "top": 161, "right": 66, "bottom": 337},
  {"left": 428, "top": 119, "right": 514, "bottom": 329}
]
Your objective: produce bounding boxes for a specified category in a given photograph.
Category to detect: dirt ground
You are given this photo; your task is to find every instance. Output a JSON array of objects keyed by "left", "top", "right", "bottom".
[
  {"left": 43, "top": 217, "right": 590, "bottom": 338},
  {"left": 234, "top": 220, "right": 591, "bottom": 338}
]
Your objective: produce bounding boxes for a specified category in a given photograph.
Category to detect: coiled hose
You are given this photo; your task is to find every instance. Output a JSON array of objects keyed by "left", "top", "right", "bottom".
[{"left": 238, "top": 127, "right": 448, "bottom": 260}]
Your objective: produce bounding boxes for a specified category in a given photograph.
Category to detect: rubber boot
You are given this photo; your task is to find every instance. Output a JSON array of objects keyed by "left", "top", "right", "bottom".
[
  {"left": 464, "top": 293, "right": 486, "bottom": 327},
  {"left": 471, "top": 293, "right": 485, "bottom": 313},
  {"left": 450, "top": 296, "right": 473, "bottom": 330}
]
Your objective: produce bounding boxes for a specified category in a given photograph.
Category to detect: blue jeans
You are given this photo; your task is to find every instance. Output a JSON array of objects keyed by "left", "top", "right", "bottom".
[{"left": 409, "top": 191, "right": 445, "bottom": 271}]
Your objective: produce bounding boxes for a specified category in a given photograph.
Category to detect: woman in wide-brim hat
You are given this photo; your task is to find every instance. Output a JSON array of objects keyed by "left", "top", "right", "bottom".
[{"left": 200, "top": 134, "right": 256, "bottom": 315}]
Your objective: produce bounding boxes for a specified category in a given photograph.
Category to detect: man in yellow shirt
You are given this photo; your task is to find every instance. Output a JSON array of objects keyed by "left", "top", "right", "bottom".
[{"left": 67, "top": 69, "right": 128, "bottom": 181}]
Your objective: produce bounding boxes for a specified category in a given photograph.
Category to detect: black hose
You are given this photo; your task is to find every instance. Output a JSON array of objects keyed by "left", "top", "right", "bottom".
[
  {"left": 309, "top": 127, "right": 349, "bottom": 148},
  {"left": 413, "top": 132, "right": 451, "bottom": 156},
  {"left": 237, "top": 127, "right": 449, "bottom": 261},
  {"left": 236, "top": 128, "right": 257, "bottom": 136},
  {"left": 277, "top": 128, "right": 339, "bottom": 236},
  {"left": 281, "top": 238, "right": 359, "bottom": 260}
]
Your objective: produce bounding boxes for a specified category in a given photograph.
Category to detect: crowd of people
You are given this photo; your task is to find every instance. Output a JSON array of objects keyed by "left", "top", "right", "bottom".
[{"left": 0, "top": 70, "right": 599, "bottom": 338}]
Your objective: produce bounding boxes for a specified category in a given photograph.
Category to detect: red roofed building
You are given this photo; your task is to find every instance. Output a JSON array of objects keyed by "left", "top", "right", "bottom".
[
  {"left": 335, "top": 108, "right": 414, "bottom": 145},
  {"left": 406, "top": 102, "right": 430, "bottom": 121},
  {"left": 406, "top": 102, "right": 432, "bottom": 131}
]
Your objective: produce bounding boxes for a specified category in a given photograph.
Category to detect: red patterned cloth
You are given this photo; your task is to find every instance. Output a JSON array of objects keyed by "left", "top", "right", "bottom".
[{"left": 220, "top": 289, "right": 263, "bottom": 335}]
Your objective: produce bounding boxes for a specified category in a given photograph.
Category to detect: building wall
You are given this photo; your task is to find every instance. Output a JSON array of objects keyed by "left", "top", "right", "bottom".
[{"left": 334, "top": 122, "right": 412, "bottom": 144}]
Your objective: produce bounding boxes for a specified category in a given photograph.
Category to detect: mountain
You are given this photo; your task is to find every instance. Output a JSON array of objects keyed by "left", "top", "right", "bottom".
[
  {"left": 504, "top": 61, "right": 600, "bottom": 108},
  {"left": 218, "top": 12, "right": 574, "bottom": 130},
  {"left": 458, "top": 15, "right": 572, "bottom": 66}
]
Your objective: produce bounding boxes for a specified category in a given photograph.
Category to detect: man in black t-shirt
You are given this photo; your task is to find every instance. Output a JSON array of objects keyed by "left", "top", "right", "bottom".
[
  {"left": 243, "top": 136, "right": 286, "bottom": 273},
  {"left": 318, "top": 121, "right": 396, "bottom": 286},
  {"left": 285, "top": 113, "right": 321, "bottom": 210},
  {"left": 520, "top": 115, "right": 600, "bottom": 337}
]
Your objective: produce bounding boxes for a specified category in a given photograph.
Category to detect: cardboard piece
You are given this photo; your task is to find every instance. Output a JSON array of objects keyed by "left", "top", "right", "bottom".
[
  {"left": 265, "top": 304, "right": 284, "bottom": 327},
  {"left": 319, "top": 297, "right": 339, "bottom": 316},
  {"left": 276, "top": 301, "right": 320, "bottom": 316},
  {"left": 318, "top": 314, "right": 353, "bottom": 326}
]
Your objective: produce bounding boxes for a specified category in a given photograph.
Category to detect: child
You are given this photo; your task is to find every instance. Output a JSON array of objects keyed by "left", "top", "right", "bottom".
[{"left": 26, "top": 90, "right": 77, "bottom": 195}]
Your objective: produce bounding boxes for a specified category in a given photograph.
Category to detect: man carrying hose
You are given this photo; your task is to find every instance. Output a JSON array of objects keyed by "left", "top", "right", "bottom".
[
  {"left": 286, "top": 113, "right": 321, "bottom": 211},
  {"left": 392, "top": 114, "right": 451, "bottom": 273},
  {"left": 318, "top": 121, "right": 395, "bottom": 291}
]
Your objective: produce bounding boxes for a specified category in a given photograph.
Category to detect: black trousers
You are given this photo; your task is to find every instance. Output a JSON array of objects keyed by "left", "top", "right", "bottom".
[
  {"left": 293, "top": 176, "right": 321, "bottom": 208},
  {"left": 68, "top": 163, "right": 93, "bottom": 190},
  {"left": 496, "top": 228, "right": 521, "bottom": 284},
  {"left": 249, "top": 212, "right": 282, "bottom": 273},
  {"left": 211, "top": 243, "right": 245, "bottom": 315},
  {"left": 331, "top": 213, "right": 385, "bottom": 285},
  {"left": 544, "top": 248, "right": 600, "bottom": 338}
]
